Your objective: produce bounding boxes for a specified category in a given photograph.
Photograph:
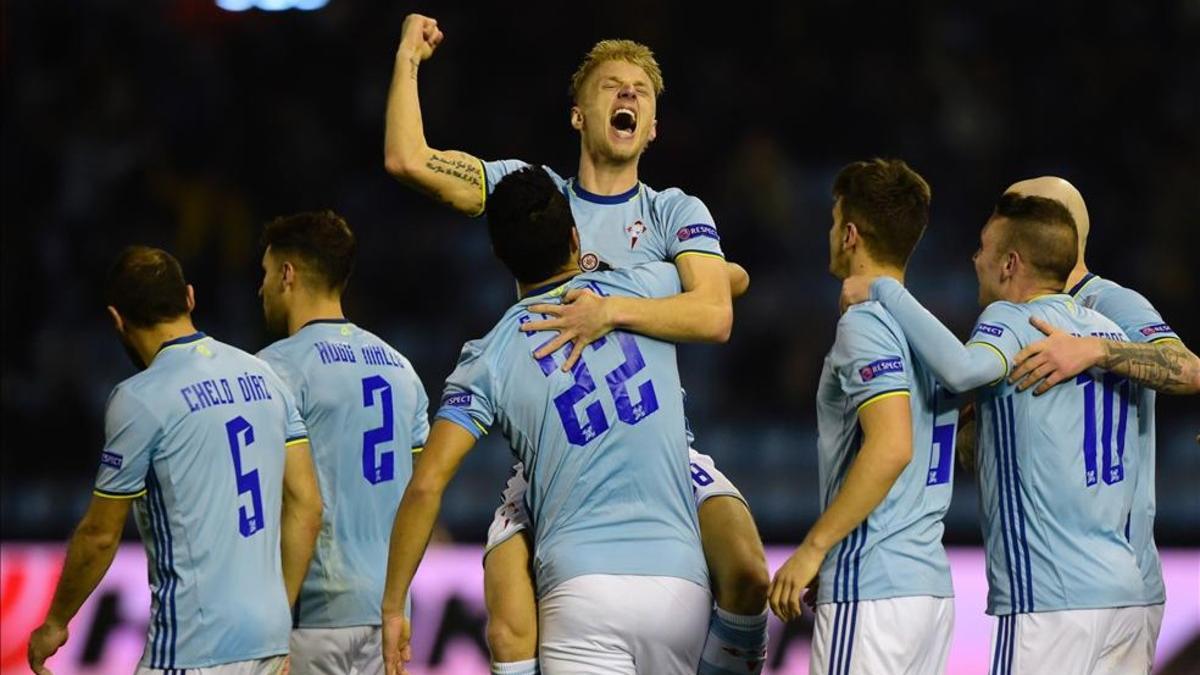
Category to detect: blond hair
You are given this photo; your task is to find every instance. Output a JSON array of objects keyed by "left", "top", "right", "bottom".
[{"left": 569, "top": 40, "right": 664, "bottom": 102}]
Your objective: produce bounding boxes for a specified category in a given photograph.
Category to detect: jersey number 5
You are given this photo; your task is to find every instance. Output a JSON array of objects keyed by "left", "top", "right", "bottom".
[{"left": 226, "top": 416, "right": 264, "bottom": 537}]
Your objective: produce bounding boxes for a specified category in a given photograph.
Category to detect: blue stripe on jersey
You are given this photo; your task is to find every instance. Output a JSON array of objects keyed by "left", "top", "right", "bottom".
[
  {"left": 829, "top": 602, "right": 845, "bottom": 675},
  {"left": 991, "top": 400, "right": 1020, "bottom": 614},
  {"left": 843, "top": 601, "right": 859, "bottom": 674},
  {"left": 833, "top": 522, "right": 867, "bottom": 602},
  {"left": 1005, "top": 396, "right": 1034, "bottom": 613},
  {"left": 148, "top": 471, "right": 179, "bottom": 668},
  {"left": 147, "top": 471, "right": 167, "bottom": 668}
]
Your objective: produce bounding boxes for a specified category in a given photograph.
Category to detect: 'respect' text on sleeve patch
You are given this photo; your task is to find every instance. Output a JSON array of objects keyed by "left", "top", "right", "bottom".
[
  {"left": 442, "top": 393, "right": 473, "bottom": 407},
  {"left": 100, "top": 451, "right": 124, "bottom": 469},
  {"left": 1139, "top": 323, "right": 1174, "bottom": 337},
  {"left": 675, "top": 224, "right": 720, "bottom": 242},
  {"left": 859, "top": 358, "right": 904, "bottom": 382},
  {"left": 973, "top": 323, "right": 1005, "bottom": 338}
]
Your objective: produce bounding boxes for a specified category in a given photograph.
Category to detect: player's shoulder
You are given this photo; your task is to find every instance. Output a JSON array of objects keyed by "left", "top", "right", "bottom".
[
  {"left": 839, "top": 301, "right": 901, "bottom": 334},
  {"left": 1074, "top": 303, "right": 1127, "bottom": 339},
  {"left": 977, "top": 299, "right": 1030, "bottom": 326},
  {"left": 576, "top": 263, "right": 678, "bottom": 299},
  {"left": 256, "top": 331, "right": 305, "bottom": 362},
  {"left": 643, "top": 183, "right": 710, "bottom": 216}
]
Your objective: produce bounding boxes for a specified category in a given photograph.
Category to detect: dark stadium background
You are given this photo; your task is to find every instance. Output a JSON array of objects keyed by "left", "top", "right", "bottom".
[{"left": 3, "top": 1, "right": 1198, "bottom": 549}]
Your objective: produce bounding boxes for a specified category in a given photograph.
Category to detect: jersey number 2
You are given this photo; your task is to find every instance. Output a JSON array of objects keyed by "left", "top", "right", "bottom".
[{"left": 362, "top": 375, "right": 396, "bottom": 484}]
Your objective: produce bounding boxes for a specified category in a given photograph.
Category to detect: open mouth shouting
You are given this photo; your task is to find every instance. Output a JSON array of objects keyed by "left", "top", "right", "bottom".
[{"left": 609, "top": 106, "right": 638, "bottom": 139}]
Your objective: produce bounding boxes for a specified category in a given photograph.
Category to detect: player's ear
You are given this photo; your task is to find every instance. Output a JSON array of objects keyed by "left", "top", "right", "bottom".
[
  {"left": 1003, "top": 250, "right": 1019, "bottom": 280},
  {"left": 185, "top": 285, "right": 196, "bottom": 313},
  {"left": 648, "top": 118, "right": 657, "bottom": 143},
  {"left": 570, "top": 106, "right": 584, "bottom": 132},
  {"left": 843, "top": 222, "right": 859, "bottom": 251},
  {"left": 106, "top": 305, "right": 124, "bottom": 334},
  {"left": 281, "top": 261, "right": 296, "bottom": 288}
]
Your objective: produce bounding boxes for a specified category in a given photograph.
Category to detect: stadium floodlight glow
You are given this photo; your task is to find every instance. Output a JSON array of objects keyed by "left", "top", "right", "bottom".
[{"left": 216, "top": 0, "right": 329, "bottom": 11}]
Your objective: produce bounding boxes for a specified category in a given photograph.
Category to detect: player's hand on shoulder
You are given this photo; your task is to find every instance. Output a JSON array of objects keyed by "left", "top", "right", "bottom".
[
  {"left": 1010, "top": 317, "right": 1102, "bottom": 395},
  {"left": 382, "top": 613, "right": 413, "bottom": 675},
  {"left": 398, "top": 14, "right": 444, "bottom": 62},
  {"left": 28, "top": 620, "right": 69, "bottom": 675},
  {"left": 523, "top": 289, "right": 614, "bottom": 372},
  {"left": 839, "top": 275, "right": 876, "bottom": 313}
]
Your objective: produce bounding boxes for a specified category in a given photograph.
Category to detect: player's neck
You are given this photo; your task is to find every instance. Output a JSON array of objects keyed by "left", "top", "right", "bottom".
[
  {"left": 517, "top": 267, "right": 579, "bottom": 298},
  {"left": 576, "top": 152, "right": 639, "bottom": 196},
  {"left": 1063, "top": 262, "right": 1090, "bottom": 293},
  {"left": 137, "top": 316, "right": 199, "bottom": 366},
  {"left": 287, "top": 296, "right": 346, "bottom": 336},
  {"left": 1009, "top": 277, "right": 1064, "bottom": 304},
  {"left": 849, "top": 257, "right": 905, "bottom": 285}
]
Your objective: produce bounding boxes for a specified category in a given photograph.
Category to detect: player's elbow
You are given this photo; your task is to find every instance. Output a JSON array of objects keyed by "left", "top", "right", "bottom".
[
  {"left": 705, "top": 304, "right": 734, "bottom": 343},
  {"left": 384, "top": 151, "right": 413, "bottom": 180},
  {"left": 867, "top": 438, "right": 913, "bottom": 475},
  {"left": 76, "top": 519, "right": 122, "bottom": 551}
]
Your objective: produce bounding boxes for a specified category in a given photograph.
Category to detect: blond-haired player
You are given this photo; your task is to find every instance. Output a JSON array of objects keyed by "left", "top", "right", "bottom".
[{"left": 383, "top": 15, "right": 769, "bottom": 675}]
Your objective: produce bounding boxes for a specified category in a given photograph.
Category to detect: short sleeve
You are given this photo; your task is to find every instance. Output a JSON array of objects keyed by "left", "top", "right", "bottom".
[
  {"left": 434, "top": 340, "right": 496, "bottom": 439},
  {"left": 483, "top": 159, "right": 531, "bottom": 196},
  {"left": 258, "top": 359, "right": 308, "bottom": 444},
  {"left": 409, "top": 370, "right": 431, "bottom": 451},
  {"left": 1089, "top": 286, "right": 1180, "bottom": 345},
  {"left": 94, "top": 386, "right": 161, "bottom": 498},
  {"left": 831, "top": 310, "right": 912, "bottom": 412},
  {"left": 966, "top": 302, "right": 1027, "bottom": 377},
  {"left": 659, "top": 192, "right": 725, "bottom": 261}
]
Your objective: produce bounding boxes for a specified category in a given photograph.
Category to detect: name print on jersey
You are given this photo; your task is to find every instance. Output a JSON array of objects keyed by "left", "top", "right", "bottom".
[{"left": 180, "top": 373, "right": 274, "bottom": 413}]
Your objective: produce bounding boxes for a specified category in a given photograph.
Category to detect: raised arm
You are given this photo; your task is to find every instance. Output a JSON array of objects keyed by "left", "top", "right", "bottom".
[
  {"left": 842, "top": 276, "right": 1006, "bottom": 394},
  {"left": 381, "top": 419, "right": 478, "bottom": 674},
  {"left": 29, "top": 495, "right": 131, "bottom": 674},
  {"left": 383, "top": 14, "right": 487, "bottom": 216},
  {"left": 769, "top": 394, "right": 913, "bottom": 621},
  {"left": 280, "top": 440, "right": 322, "bottom": 607}
]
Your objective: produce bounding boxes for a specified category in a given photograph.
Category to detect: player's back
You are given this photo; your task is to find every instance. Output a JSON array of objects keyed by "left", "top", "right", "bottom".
[
  {"left": 1071, "top": 273, "right": 1177, "bottom": 605},
  {"left": 815, "top": 302, "right": 956, "bottom": 604},
  {"left": 95, "top": 333, "right": 301, "bottom": 669},
  {"left": 974, "top": 296, "right": 1143, "bottom": 615},
  {"left": 258, "top": 320, "right": 429, "bottom": 627},
  {"left": 438, "top": 264, "right": 707, "bottom": 597}
]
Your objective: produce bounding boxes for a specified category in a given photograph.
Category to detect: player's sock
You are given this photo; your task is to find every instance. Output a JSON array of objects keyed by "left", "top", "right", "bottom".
[
  {"left": 491, "top": 658, "right": 538, "bottom": 675},
  {"left": 698, "top": 606, "right": 768, "bottom": 675}
]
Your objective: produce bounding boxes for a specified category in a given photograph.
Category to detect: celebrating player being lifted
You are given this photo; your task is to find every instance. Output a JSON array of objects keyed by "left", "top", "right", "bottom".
[
  {"left": 384, "top": 14, "right": 768, "bottom": 675},
  {"left": 381, "top": 167, "right": 753, "bottom": 674}
]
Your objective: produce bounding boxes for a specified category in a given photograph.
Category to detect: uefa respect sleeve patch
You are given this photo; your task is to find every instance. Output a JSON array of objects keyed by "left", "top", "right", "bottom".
[
  {"left": 859, "top": 357, "right": 904, "bottom": 382},
  {"left": 973, "top": 323, "right": 1004, "bottom": 338},
  {"left": 1139, "top": 323, "right": 1174, "bottom": 337},
  {"left": 442, "top": 393, "right": 473, "bottom": 407},
  {"left": 675, "top": 224, "right": 720, "bottom": 241},
  {"left": 100, "top": 451, "right": 124, "bottom": 469}
]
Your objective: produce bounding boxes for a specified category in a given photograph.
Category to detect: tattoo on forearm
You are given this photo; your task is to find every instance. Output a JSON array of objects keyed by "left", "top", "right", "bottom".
[
  {"left": 426, "top": 154, "right": 482, "bottom": 188},
  {"left": 1098, "top": 341, "right": 1200, "bottom": 394}
]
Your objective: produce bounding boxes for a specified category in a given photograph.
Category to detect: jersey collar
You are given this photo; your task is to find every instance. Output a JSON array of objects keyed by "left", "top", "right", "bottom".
[
  {"left": 520, "top": 276, "right": 579, "bottom": 299},
  {"left": 1066, "top": 272, "right": 1097, "bottom": 297},
  {"left": 299, "top": 318, "right": 351, "bottom": 330},
  {"left": 157, "top": 331, "right": 207, "bottom": 354},
  {"left": 570, "top": 180, "right": 640, "bottom": 205}
]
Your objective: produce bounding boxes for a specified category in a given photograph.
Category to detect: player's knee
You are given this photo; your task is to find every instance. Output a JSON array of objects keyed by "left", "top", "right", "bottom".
[{"left": 486, "top": 614, "right": 537, "bottom": 662}]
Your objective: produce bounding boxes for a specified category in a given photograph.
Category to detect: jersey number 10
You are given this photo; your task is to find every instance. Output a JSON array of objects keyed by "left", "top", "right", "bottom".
[{"left": 1076, "top": 372, "right": 1131, "bottom": 487}]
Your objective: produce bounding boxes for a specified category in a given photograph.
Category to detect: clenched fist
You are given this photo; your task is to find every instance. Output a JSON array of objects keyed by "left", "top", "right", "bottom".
[{"left": 398, "top": 14, "right": 444, "bottom": 62}]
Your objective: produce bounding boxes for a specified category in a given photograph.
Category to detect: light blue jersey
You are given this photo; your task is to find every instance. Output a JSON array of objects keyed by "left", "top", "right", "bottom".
[
  {"left": 483, "top": 160, "right": 725, "bottom": 270},
  {"left": 966, "top": 296, "right": 1144, "bottom": 615},
  {"left": 258, "top": 320, "right": 429, "bottom": 628},
  {"left": 94, "top": 333, "right": 307, "bottom": 670},
  {"left": 435, "top": 263, "right": 708, "bottom": 597},
  {"left": 814, "top": 302, "right": 956, "bottom": 605},
  {"left": 1070, "top": 273, "right": 1180, "bottom": 606}
]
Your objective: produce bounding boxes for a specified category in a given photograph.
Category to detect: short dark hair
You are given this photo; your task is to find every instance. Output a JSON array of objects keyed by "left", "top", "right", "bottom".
[
  {"left": 260, "top": 210, "right": 356, "bottom": 291},
  {"left": 992, "top": 193, "right": 1078, "bottom": 285},
  {"left": 105, "top": 246, "right": 190, "bottom": 328},
  {"left": 832, "top": 158, "right": 932, "bottom": 268},
  {"left": 487, "top": 167, "right": 576, "bottom": 284}
]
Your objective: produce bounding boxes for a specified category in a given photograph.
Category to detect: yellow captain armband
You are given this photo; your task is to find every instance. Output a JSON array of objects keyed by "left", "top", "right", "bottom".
[
  {"left": 857, "top": 389, "right": 910, "bottom": 413},
  {"left": 285, "top": 437, "right": 309, "bottom": 448},
  {"left": 1149, "top": 336, "right": 1183, "bottom": 346},
  {"left": 411, "top": 446, "right": 424, "bottom": 455},
  {"left": 967, "top": 341, "right": 1009, "bottom": 385},
  {"left": 93, "top": 488, "right": 147, "bottom": 500}
]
